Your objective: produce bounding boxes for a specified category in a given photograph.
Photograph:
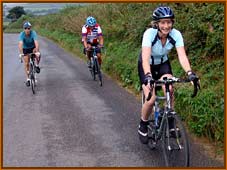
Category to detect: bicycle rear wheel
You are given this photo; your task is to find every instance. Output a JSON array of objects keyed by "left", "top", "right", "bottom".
[{"left": 162, "top": 114, "right": 189, "bottom": 167}]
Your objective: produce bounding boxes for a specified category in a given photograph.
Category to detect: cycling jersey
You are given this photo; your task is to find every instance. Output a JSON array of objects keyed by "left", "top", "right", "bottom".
[
  {"left": 19, "top": 30, "right": 37, "bottom": 49},
  {"left": 82, "top": 24, "right": 103, "bottom": 44},
  {"left": 142, "top": 28, "right": 184, "bottom": 65}
]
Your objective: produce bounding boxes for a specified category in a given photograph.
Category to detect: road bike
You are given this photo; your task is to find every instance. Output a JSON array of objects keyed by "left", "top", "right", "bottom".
[
  {"left": 20, "top": 52, "right": 40, "bottom": 94},
  {"left": 88, "top": 46, "right": 103, "bottom": 86},
  {"left": 141, "top": 76, "right": 199, "bottom": 167}
]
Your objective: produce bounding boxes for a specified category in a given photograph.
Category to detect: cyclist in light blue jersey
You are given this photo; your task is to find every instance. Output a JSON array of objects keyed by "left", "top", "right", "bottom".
[
  {"left": 138, "top": 6, "right": 200, "bottom": 144},
  {"left": 18, "top": 21, "right": 41, "bottom": 86}
]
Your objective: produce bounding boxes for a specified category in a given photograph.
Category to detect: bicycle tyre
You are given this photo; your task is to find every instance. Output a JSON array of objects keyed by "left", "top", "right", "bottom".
[
  {"left": 162, "top": 114, "right": 189, "bottom": 167},
  {"left": 90, "top": 58, "right": 96, "bottom": 81},
  {"left": 31, "top": 77, "right": 35, "bottom": 94},
  {"left": 30, "top": 65, "right": 36, "bottom": 94},
  {"left": 94, "top": 59, "right": 103, "bottom": 86}
]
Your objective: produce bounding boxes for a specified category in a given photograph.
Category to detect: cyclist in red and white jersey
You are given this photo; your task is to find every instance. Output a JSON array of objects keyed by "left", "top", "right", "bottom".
[{"left": 82, "top": 16, "right": 104, "bottom": 68}]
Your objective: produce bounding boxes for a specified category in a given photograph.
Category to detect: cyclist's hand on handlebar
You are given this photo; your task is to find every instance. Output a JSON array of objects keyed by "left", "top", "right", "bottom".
[
  {"left": 188, "top": 71, "right": 196, "bottom": 81},
  {"left": 144, "top": 73, "right": 154, "bottom": 87},
  {"left": 97, "top": 44, "right": 104, "bottom": 48},
  {"left": 188, "top": 71, "right": 201, "bottom": 97},
  {"left": 188, "top": 72, "right": 200, "bottom": 86},
  {"left": 19, "top": 54, "right": 24, "bottom": 58},
  {"left": 35, "top": 52, "right": 41, "bottom": 57},
  {"left": 19, "top": 54, "right": 24, "bottom": 63},
  {"left": 85, "top": 47, "right": 90, "bottom": 52},
  {"left": 143, "top": 73, "right": 154, "bottom": 101}
]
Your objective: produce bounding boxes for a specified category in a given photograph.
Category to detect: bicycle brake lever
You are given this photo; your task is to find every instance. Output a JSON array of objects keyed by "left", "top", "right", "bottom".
[
  {"left": 146, "top": 92, "right": 152, "bottom": 101},
  {"left": 191, "top": 87, "right": 197, "bottom": 98},
  {"left": 191, "top": 78, "right": 200, "bottom": 98}
]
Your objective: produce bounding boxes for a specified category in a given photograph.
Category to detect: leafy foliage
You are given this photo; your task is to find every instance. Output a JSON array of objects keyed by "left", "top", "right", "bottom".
[{"left": 6, "top": 6, "right": 26, "bottom": 21}]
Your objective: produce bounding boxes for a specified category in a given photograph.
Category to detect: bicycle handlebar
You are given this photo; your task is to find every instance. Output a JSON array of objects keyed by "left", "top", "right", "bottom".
[
  {"left": 20, "top": 52, "right": 40, "bottom": 57},
  {"left": 19, "top": 52, "right": 40, "bottom": 63},
  {"left": 86, "top": 46, "right": 104, "bottom": 51},
  {"left": 146, "top": 76, "right": 200, "bottom": 101}
]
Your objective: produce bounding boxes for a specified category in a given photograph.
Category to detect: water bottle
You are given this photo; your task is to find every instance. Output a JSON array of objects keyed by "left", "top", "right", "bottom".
[{"left": 154, "top": 107, "right": 160, "bottom": 127}]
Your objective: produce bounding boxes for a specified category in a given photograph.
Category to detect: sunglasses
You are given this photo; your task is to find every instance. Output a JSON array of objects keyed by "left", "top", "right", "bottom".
[{"left": 24, "top": 27, "right": 31, "bottom": 30}]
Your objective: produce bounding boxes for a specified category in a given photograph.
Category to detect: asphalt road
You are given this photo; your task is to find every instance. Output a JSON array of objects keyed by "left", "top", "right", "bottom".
[{"left": 3, "top": 33, "right": 224, "bottom": 167}]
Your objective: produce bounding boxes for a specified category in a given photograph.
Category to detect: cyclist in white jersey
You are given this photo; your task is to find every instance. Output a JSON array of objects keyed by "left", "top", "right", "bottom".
[{"left": 137, "top": 6, "right": 200, "bottom": 144}]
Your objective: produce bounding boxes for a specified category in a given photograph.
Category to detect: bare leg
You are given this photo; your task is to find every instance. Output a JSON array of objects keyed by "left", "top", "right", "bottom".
[
  {"left": 23, "top": 55, "right": 30, "bottom": 79},
  {"left": 141, "top": 84, "right": 156, "bottom": 120},
  {"left": 97, "top": 53, "right": 102, "bottom": 66}
]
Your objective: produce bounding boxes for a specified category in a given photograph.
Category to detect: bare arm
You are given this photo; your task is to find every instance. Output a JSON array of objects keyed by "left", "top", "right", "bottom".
[
  {"left": 18, "top": 41, "right": 23, "bottom": 54},
  {"left": 82, "top": 36, "right": 88, "bottom": 48},
  {"left": 176, "top": 46, "right": 192, "bottom": 73},
  {"left": 34, "top": 40, "right": 39, "bottom": 52},
  {"left": 142, "top": 46, "right": 152, "bottom": 75},
  {"left": 98, "top": 35, "right": 104, "bottom": 46}
]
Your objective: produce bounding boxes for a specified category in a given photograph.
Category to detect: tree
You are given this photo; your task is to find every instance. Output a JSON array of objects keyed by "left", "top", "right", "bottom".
[{"left": 6, "top": 6, "right": 26, "bottom": 21}]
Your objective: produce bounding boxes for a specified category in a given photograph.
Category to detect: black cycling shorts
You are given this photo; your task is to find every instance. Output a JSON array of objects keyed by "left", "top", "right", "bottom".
[
  {"left": 138, "top": 53, "right": 173, "bottom": 85},
  {"left": 23, "top": 47, "right": 35, "bottom": 55}
]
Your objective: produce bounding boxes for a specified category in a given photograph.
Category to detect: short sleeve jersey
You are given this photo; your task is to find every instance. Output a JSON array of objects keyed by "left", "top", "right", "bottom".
[
  {"left": 142, "top": 28, "right": 184, "bottom": 65},
  {"left": 19, "top": 30, "right": 37, "bottom": 49},
  {"left": 82, "top": 24, "right": 103, "bottom": 44}
]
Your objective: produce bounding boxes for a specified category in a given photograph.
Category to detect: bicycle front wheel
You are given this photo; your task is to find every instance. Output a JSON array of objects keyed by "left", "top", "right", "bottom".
[
  {"left": 94, "top": 59, "right": 102, "bottom": 86},
  {"left": 29, "top": 64, "right": 36, "bottom": 94},
  {"left": 31, "top": 77, "right": 35, "bottom": 94},
  {"left": 90, "top": 58, "right": 96, "bottom": 81},
  {"left": 30, "top": 71, "right": 36, "bottom": 94},
  {"left": 162, "top": 114, "right": 189, "bottom": 167}
]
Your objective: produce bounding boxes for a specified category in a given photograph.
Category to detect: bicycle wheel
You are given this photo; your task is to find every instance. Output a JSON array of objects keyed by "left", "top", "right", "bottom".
[
  {"left": 95, "top": 59, "right": 103, "bottom": 86},
  {"left": 30, "top": 65, "right": 36, "bottom": 94},
  {"left": 90, "top": 58, "right": 96, "bottom": 81},
  {"left": 162, "top": 114, "right": 189, "bottom": 167}
]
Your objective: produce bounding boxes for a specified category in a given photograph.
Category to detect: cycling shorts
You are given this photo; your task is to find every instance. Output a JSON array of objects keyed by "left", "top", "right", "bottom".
[
  {"left": 23, "top": 47, "right": 35, "bottom": 55},
  {"left": 138, "top": 53, "right": 173, "bottom": 85}
]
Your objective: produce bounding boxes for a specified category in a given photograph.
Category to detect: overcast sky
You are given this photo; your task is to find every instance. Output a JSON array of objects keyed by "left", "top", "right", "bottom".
[{"left": 4, "top": 3, "right": 28, "bottom": 7}]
